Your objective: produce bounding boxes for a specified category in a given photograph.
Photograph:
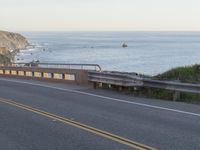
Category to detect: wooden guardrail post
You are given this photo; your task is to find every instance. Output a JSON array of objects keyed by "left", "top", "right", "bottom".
[
  {"left": 118, "top": 86, "right": 122, "bottom": 91},
  {"left": 173, "top": 91, "right": 180, "bottom": 101},
  {"left": 93, "top": 82, "right": 97, "bottom": 89},
  {"left": 93, "top": 82, "right": 103, "bottom": 89},
  {"left": 172, "top": 80, "right": 181, "bottom": 101}
]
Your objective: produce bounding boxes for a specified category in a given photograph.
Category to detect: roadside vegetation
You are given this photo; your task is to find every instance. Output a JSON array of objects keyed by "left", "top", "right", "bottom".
[
  {"left": 0, "top": 48, "right": 19, "bottom": 66},
  {"left": 143, "top": 64, "right": 200, "bottom": 103},
  {"left": 0, "top": 53, "right": 12, "bottom": 66},
  {"left": 102, "top": 65, "right": 200, "bottom": 103},
  {"left": 155, "top": 64, "right": 200, "bottom": 83}
]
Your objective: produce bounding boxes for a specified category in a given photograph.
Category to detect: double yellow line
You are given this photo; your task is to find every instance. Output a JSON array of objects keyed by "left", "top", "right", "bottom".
[{"left": 0, "top": 98, "right": 157, "bottom": 150}]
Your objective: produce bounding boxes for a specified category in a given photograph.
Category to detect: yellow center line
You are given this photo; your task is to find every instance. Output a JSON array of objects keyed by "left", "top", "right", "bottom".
[{"left": 0, "top": 98, "right": 157, "bottom": 150}]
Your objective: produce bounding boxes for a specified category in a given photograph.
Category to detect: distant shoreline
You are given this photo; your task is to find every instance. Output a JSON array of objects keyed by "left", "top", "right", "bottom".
[{"left": 0, "top": 30, "right": 30, "bottom": 65}]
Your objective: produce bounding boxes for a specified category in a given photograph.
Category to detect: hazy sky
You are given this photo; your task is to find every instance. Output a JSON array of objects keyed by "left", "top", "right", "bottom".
[{"left": 0, "top": 0, "right": 200, "bottom": 31}]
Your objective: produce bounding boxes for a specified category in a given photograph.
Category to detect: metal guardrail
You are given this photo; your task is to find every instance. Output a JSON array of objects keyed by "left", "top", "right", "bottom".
[
  {"left": 88, "top": 71, "right": 200, "bottom": 94},
  {"left": 88, "top": 71, "right": 143, "bottom": 87},
  {"left": 11, "top": 63, "right": 102, "bottom": 71},
  {"left": 1, "top": 62, "right": 200, "bottom": 95},
  {"left": 143, "top": 79, "right": 200, "bottom": 94}
]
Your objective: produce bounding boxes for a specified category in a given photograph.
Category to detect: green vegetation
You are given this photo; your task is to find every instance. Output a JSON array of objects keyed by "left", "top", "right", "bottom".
[
  {"left": 0, "top": 54, "right": 11, "bottom": 66},
  {"left": 99, "top": 65, "right": 200, "bottom": 103},
  {"left": 0, "top": 48, "right": 17, "bottom": 66},
  {"left": 145, "top": 64, "right": 200, "bottom": 103},
  {"left": 155, "top": 64, "right": 200, "bottom": 83}
]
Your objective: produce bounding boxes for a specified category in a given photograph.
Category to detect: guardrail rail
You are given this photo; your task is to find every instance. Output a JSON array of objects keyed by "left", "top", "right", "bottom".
[
  {"left": 88, "top": 71, "right": 144, "bottom": 87},
  {"left": 1, "top": 62, "right": 200, "bottom": 101},
  {"left": 11, "top": 63, "right": 102, "bottom": 71},
  {"left": 88, "top": 71, "right": 200, "bottom": 100}
]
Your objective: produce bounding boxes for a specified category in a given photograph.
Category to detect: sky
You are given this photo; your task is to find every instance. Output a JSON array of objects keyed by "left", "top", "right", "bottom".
[{"left": 0, "top": 0, "right": 200, "bottom": 31}]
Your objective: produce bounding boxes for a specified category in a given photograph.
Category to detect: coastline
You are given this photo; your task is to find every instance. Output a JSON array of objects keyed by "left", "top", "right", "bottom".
[
  {"left": 0, "top": 30, "right": 29, "bottom": 65},
  {"left": 19, "top": 31, "right": 200, "bottom": 75}
]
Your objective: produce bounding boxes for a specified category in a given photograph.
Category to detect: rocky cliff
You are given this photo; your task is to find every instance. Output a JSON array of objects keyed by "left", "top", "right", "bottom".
[
  {"left": 0, "top": 30, "right": 29, "bottom": 51},
  {"left": 0, "top": 54, "right": 11, "bottom": 65}
]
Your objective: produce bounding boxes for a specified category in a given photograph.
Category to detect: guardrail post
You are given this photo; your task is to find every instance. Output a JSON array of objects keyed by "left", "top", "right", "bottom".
[
  {"left": 93, "top": 82, "right": 103, "bottom": 89},
  {"left": 173, "top": 91, "right": 180, "bottom": 101},
  {"left": 118, "top": 86, "right": 122, "bottom": 91},
  {"left": 93, "top": 82, "right": 98, "bottom": 89},
  {"left": 99, "top": 83, "right": 103, "bottom": 88}
]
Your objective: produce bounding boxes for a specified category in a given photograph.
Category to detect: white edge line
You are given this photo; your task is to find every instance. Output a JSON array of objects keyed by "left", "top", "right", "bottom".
[{"left": 0, "top": 78, "right": 200, "bottom": 117}]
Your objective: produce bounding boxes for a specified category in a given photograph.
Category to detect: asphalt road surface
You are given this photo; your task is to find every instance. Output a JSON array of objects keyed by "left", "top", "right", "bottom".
[{"left": 0, "top": 78, "right": 200, "bottom": 150}]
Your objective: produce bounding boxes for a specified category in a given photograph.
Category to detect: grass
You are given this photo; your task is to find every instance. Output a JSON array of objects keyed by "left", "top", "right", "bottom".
[
  {"left": 99, "top": 65, "right": 200, "bottom": 103},
  {"left": 146, "top": 64, "right": 200, "bottom": 103},
  {"left": 154, "top": 64, "right": 200, "bottom": 83}
]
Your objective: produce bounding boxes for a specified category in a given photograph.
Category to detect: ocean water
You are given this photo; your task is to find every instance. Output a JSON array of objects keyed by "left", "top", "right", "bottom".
[{"left": 17, "top": 32, "right": 200, "bottom": 75}]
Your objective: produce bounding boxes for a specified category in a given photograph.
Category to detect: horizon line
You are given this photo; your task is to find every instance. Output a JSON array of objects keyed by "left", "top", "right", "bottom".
[{"left": 2, "top": 29, "right": 200, "bottom": 33}]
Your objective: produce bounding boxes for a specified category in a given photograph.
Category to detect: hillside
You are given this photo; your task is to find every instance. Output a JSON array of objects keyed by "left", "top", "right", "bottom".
[
  {"left": 155, "top": 64, "right": 200, "bottom": 83},
  {"left": 148, "top": 64, "right": 200, "bottom": 102},
  {"left": 0, "top": 30, "right": 29, "bottom": 65},
  {"left": 0, "top": 54, "right": 11, "bottom": 65},
  {"left": 0, "top": 30, "right": 29, "bottom": 51}
]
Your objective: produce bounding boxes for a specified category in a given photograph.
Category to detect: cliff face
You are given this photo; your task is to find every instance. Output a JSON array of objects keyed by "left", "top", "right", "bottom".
[
  {"left": 0, "top": 54, "right": 11, "bottom": 65},
  {"left": 0, "top": 30, "right": 29, "bottom": 51}
]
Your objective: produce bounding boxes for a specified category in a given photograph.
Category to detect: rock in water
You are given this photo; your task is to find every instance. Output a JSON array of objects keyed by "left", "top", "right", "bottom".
[{"left": 122, "top": 43, "right": 128, "bottom": 48}]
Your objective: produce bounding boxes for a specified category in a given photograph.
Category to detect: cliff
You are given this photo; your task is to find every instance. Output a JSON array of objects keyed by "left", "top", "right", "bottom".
[
  {"left": 0, "top": 54, "right": 11, "bottom": 65},
  {"left": 0, "top": 30, "right": 29, "bottom": 51},
  {"left": 0, "top": 30, "right": 29, "bottom": 65}
]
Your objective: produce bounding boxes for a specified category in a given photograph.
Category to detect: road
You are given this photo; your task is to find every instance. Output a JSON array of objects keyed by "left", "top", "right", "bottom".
[{"left": 0, "top": 77, "right": 200, "bottom": 150}]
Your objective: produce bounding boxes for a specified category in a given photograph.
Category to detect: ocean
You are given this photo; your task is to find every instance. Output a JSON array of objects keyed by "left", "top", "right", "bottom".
[{"left": 17, "top": 31, "right": 200, "bottom": 75}]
